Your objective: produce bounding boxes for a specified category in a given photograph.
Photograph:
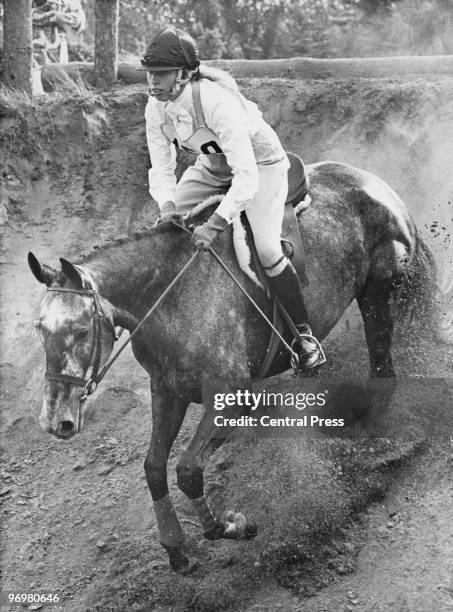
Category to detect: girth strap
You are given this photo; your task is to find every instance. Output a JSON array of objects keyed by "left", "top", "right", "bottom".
[{"left": 45, "top": 371, "right": 86, "bottom": 386}]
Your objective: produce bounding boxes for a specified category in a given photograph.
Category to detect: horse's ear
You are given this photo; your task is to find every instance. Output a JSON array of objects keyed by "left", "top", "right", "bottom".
[
  {"left": 28, "top": 252, "right": 57, "bottom": 286},
  {"left": 60, "top": 258, "right": 84, "bottom": 289}
]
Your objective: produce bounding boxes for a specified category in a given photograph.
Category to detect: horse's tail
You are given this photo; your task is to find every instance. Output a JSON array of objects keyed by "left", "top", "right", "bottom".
[{"left": 398, "top": 231, "right": 437, "bottom": 329}]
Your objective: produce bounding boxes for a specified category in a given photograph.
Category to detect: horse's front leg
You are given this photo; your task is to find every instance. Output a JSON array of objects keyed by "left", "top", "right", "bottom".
[
  {"left": 144, "top": 385, "right": 195, "bottom": 574},
  {"left": 176, "top": 401, "right": 258, "bottom": 542}
]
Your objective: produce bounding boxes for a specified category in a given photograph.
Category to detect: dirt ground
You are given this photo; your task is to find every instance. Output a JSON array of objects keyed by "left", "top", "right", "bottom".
[{"left": 0, "top": 71, "right": 452, "bottom": 611}]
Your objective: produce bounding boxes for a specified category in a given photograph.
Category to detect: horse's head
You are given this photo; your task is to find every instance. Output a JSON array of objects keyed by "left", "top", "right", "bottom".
[
  {"left": 28, "top": 252, "right": 117, "bottom": 439},
  {"left": 435, "top": 266, "right": 453, "bottom": 345}
]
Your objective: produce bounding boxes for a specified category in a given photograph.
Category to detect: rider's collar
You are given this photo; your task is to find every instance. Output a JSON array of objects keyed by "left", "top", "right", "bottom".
[{"left": 164, "top": 81, "right": 191, "bottom": 109}]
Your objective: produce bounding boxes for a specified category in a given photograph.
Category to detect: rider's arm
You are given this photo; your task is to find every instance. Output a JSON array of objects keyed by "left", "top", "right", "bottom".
[
  {"left": 63, "top": 0, "right": 86, "bottom": 32},
  {"left": 32, "top": 1, "right": 86, "bottom": 32},
  {"left": 202, "top": 84, "right": 260, "bottom": 223},
  {"left": 32, "top": 6, "right": 56, "bottom": 28},
  {"left": 145, "top": 99, "right": 177, "bottom": 210}
]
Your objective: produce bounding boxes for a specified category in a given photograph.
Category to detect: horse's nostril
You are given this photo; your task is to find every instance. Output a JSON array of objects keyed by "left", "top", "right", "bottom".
[{"left": 60, "top": 420, "right": 75, "bottom": 435}]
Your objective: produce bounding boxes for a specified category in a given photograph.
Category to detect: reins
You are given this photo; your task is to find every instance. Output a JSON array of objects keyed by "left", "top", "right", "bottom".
[
  {"left": 45, "top": 223, "right": 303, "bottom": 410},
  {"left": 46, "top": 250, "right": 201, "bottom": 406},
  {"left": 92, "top": 224, "right": 300, "bottom": 387},
  {"left": 174, "top": 222, "right": 301, "bottom": 368},
  {"left": 90, "top": 250, "right": 200, "bottom": 391}
]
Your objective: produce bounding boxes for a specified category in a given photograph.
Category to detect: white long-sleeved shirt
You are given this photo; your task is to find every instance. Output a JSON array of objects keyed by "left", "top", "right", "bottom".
[{"left": 145, "top": 78, "right": 273, "bottom": 222}]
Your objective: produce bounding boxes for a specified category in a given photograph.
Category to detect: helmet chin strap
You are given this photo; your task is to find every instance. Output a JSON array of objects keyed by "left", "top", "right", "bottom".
[
  {"left": 170, "top": 68, "right": 197, "bottom": 97},
  {"left": 170, "top": 69, "right": 184, "bottom": 96}
]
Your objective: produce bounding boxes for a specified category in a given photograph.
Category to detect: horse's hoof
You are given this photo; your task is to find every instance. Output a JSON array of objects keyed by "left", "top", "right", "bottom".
[
  {"left": 203, "top": 513, "right": 258, "bottom": 541},
  {"left": 161, "top": 542, "right": 198, "bottom": 575},
  {"left": 221, "top": 510, "right": 258, "bottom": 540},
  {"left": 242, "top": 520, "right": 258, "bottom": 540},
  {"left": 203, "top": 523, "right": 225, "bottom": 541},
  {"left": 175, "top": 557, "right": 199, "bottom": 576}
]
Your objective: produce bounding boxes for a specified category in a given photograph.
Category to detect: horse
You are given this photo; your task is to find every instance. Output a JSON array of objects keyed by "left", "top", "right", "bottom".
[{"left": 28, "top": 160, "right": 436, "bottom": 573}]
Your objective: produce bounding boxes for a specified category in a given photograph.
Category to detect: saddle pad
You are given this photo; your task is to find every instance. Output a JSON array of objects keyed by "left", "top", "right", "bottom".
[{"left": 188, "top": 189, "right": 310, "bottom": 288}]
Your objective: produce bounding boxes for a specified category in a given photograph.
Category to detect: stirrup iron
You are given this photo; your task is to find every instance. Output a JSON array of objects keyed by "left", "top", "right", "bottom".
[{"left": 290, "top": 331, "right": 326, "bottom": 373}]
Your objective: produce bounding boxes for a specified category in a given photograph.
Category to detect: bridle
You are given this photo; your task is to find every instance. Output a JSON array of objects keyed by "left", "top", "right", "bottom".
[
  {"left": 42, "top": 253, "right": 200, "bottom": 431},
  {"left": 44, "top": 286, "right": 117, "bottom": 411}
]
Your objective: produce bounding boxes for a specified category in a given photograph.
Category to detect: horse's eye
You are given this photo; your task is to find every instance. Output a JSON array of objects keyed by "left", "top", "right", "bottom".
[
  {"left": 75, "top": 328, "right": 90, "bottom": 340},
  {"left": 34, "top": 320, "right": 44, "bottom": 337},
  {"left": 34, "top": 321, "right": 46, "bottom": 344}
]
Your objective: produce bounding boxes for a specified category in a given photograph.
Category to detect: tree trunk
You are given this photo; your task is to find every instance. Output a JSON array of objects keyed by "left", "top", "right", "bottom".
[
  {"left": 2, "top": 0, "right": 32, "bottom": 94},
  {"left": 41, "top": 55, "right": 453, "bottom": 90},
  {"left": 94, "top": 0, "right": 119, "bottom": 90}
]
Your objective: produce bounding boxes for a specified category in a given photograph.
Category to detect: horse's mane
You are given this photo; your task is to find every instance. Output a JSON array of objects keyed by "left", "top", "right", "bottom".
[
  {"left": 77, "top": 196, "right": 224, "bottom": 263},
  {"left": 76, "top": 223, "right": 185, "bottom": 263}
]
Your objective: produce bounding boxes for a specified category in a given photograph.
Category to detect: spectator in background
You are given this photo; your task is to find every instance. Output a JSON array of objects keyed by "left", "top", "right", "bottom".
[{"left": 32, "top": 0, "right": 86, "bottom": 65}]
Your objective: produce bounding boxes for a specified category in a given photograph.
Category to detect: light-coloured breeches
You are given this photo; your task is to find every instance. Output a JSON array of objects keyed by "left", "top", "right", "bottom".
[{"left": 175, "top": 155, "right": 288, "bottom": 276}]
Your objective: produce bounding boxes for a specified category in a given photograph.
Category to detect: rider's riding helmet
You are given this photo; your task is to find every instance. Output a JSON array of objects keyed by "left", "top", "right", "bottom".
[{"left": 140, "top": 27, "right": 200, "bottom": 72}]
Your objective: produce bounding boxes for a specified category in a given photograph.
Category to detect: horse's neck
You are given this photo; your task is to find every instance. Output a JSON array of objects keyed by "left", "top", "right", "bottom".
[{"left": 80, "top": 231, "right": 189, "bottom": 315}]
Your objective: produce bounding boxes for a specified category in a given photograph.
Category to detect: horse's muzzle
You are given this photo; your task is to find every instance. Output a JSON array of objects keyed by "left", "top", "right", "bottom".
[
  {"left": 39, "top": 398, "right": 81, "bottom": 439},
  {"left": 40, "top": 413, "right": 78, "bottom": 439},
  {"left": 53, "top": 419, "right": 78, "bottom": 439}
]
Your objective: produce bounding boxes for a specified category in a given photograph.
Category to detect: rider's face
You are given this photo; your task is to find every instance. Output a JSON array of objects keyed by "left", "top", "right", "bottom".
[{"left": 146, "top": 69, "right": 179, "bottom": 101}]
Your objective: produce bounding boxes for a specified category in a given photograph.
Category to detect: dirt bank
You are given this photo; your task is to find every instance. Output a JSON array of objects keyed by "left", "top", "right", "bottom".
[
  {"left": 0, "top": 74, "right": 452, "bottom": 610},
  {"left": 40, "top": 55, "right": 453, "bottom": 89}
]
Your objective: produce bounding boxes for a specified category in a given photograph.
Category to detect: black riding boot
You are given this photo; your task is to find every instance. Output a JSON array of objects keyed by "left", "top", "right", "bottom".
[{"left": 266, "top": 260, "right": 325, "bottom": 371}]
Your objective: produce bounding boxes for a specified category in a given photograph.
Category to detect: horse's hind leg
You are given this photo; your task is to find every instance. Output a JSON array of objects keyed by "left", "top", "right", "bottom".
[
  {"left": 176, "top": 401, "right": 257, "bottom": 542},
  {"left": 357, "top": 240, "right": 408, "bottom": 378},
  {"left": 357, "top": 278, "right": 396, "bottom": 377}
]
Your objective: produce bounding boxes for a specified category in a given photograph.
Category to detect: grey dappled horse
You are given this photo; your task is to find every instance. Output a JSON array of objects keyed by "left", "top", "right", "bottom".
[{"left": 29, "top": 161, "right": 436, "bottom": 573}]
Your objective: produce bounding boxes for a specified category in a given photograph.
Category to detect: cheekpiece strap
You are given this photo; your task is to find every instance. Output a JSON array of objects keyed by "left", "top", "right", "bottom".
[{"left": 47, "top": 287, "right": 98, "bottom": 296}]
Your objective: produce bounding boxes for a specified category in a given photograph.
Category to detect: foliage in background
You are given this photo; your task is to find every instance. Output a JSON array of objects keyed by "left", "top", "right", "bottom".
[{"left": 72, "top": 0, "right": 453, "bottom": 61}]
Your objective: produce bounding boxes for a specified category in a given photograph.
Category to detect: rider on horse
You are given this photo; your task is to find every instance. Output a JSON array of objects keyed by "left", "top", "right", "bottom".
[{"left": 142, "top": 26, "right": 324, "bottom": 371}]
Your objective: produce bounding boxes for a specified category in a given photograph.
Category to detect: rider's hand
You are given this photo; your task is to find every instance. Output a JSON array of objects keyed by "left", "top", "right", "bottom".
[
  {"left": 53, "top": 12, "right": 76, "bottom": 31},
  {"left": 191, "top": 213, "right": 229, "bottom": 250},
  {"left": 155, "top": 201, "right": 183, "bottom": 226}
]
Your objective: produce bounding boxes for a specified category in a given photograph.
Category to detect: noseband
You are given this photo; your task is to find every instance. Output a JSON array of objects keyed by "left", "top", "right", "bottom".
[{"left": 44, "top": 286, "right": 116, "bottom": 403}]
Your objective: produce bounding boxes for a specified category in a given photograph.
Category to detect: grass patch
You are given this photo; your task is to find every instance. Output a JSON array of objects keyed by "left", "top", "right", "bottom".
[{"left": 0, "top": 73, "right": 105, "bottom": 122}]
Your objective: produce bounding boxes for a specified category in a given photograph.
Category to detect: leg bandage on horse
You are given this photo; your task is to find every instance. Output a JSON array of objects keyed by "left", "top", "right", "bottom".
[{"left": 153, "top": 495, "right": 185, "bottom": 547}]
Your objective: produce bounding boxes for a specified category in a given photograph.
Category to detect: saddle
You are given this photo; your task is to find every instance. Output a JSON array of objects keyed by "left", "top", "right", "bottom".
[
  {"left": 281, "top": 152, "right": 310, "bottom": 286},
  {"left": 286, "top": 151, "right": 310, "bottom": 208}
]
